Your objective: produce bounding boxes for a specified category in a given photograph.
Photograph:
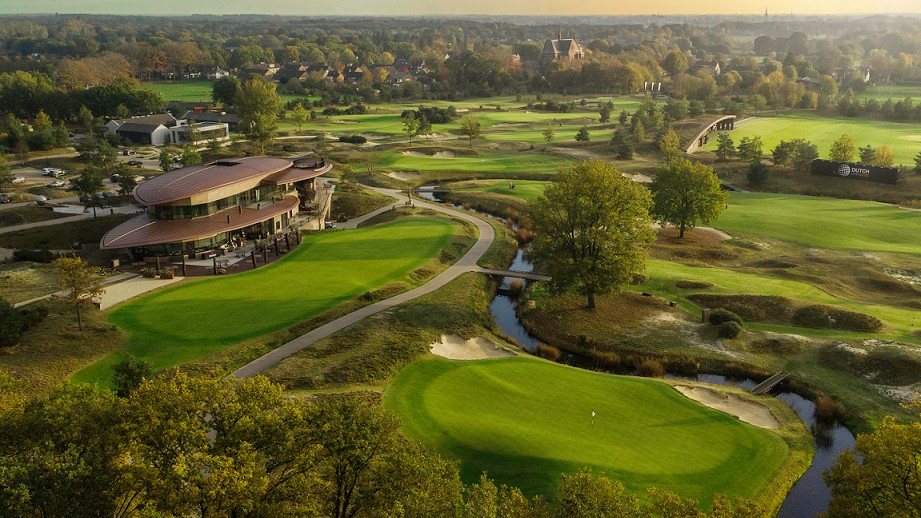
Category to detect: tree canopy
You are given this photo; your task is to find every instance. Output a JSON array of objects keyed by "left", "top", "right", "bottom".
[
  {"left": 650, "top": 159, "right": 727, "bottom": 238},
  {"left": 529, "top": 160, "right": 654, "bottom": 308},
  {"left": 236, "top": 77, "right": 282, "bottom": 154}
]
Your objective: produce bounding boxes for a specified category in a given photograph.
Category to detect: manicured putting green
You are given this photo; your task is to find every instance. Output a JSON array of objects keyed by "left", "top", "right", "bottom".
[
  {"left": 74, "top": 218, "right": 454, "bottom": 381},
  {"left": 456, "top": 179, "right": 551, "bottom": 201},
  {"left": 701, "top": 112, "right": 921, "bottom": 164},
  {"left": 717, "top": 192, "right": 921, "bottom": 254},
  {"left": 385, "top": 357, "right": 788, "bottom": 506}
]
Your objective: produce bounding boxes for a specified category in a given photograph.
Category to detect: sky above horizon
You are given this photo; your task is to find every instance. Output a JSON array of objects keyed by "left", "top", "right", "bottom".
[{"left": 1, "top": 0, "right": 920, "bottom": 16}]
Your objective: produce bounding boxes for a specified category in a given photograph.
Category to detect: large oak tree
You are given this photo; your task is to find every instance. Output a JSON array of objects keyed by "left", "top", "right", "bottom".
[
  {"left": 529, "top": 160, "right": 654, "bottom": 309},
  {"left": 650, "top": 159, "right": 727, "bottom": 239}
]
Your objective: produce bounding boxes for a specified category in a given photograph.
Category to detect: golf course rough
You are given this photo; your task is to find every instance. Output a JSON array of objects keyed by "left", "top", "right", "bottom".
[
  {"left": 75, "top": 217, "right": 456, "bottom": 381},
  {"left": 384, "top": 357, "right": 790, "bottom": 508}
]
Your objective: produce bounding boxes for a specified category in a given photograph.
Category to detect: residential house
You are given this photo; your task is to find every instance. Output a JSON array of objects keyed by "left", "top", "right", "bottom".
[{"left": 539, "top": 31, "right": 584, "bottom": 68}]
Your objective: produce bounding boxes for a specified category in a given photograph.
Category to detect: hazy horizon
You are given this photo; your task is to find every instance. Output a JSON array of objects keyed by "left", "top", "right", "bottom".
[{"left": 1, "top": 0, "right": 920, "bottom": 16}]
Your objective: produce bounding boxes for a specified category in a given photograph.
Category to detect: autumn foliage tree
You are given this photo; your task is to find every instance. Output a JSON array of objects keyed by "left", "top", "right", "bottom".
[
  {"left": 53, "top": 255, "right": 104, "bottom": 331},
  {"left": 529, "top": 160, "right": 654, "bottom": 309},
  {"left": 650, "top": 159, "right": 727, "bottom": 238}
]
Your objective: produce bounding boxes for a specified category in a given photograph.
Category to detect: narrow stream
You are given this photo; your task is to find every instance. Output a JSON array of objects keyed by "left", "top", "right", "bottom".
[{"left": 488, "top": 248, "right": 856, "bottom": 517}]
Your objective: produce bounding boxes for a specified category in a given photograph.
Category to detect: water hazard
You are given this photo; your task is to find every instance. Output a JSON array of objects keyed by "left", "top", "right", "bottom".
[{"left": 488, "top": 249, "right": 856, "bottom": 517}]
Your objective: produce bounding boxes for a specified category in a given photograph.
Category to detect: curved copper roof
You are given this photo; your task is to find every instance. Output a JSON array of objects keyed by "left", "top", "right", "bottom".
[
  {"left": 101, "top": 195, "right": 298, "bottom": 249},
  {"left": 134, "top": 157, "right": 294, "bottom": 206}
]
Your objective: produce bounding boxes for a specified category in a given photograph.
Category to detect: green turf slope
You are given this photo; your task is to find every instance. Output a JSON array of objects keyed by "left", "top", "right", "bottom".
[
  {"left": 717, "top": 192, "right": 921, "bottom": 254},
  {"left": 384, "top": 357, "right": 789, "bottom": 507},
  {"left": 74, "top": 217, "right": 454, "bottom": 381}
]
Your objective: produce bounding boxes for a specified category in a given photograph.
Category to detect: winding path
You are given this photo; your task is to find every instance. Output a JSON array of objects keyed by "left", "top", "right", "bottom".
[{"left": 232, "top": 187, "right": 495, "bottom": 378}]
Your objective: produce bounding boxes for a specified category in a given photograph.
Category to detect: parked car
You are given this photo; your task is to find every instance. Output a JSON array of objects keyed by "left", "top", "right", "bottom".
[
  {"left": 127, "top": 160, "right": 143, "bottom": 167},
  {"left": 324, "top": 222, "right": 336, "bottom": 229},
  {"left": 35, "top": 195, "right": 47, "bottom": 205},
  {"left": 47, "top": 179, "right": 66, "bottom": 188},
  {"left": 0, "top": 194, "right": 10, "bottom": 204},
  {"left": 11, "top": 176, "right": 25, "bottom": 184},
  {"left": 110, "top": 174, "right": 121, "bottom": 183},
  {"left": 133, "top": 175, "right": 145, "bottom": 183},
  {"left": 41, "top": 168, "right": 66, "bottom": 177},
  {"left": 102, "top": 191, "right": 116, "bottom": 198},
  {"left": 121, "top": 149, "right": 136, "bottom": 156},
  {"left": 169, "top": 164, "right": 183, "bottom": 171}
]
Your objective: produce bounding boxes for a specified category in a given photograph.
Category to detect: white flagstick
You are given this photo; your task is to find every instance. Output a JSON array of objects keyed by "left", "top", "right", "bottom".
[{"left": 591, "top": 410, "right": 596, "bottom": 431}]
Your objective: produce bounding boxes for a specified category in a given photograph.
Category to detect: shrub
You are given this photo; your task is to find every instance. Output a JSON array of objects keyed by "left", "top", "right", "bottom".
[
  {"left": 18, "top": 305, "right": 48, "bottom": 330},
  {"left": 112, "top": 355, "right": 153, "bottom": 398},
  {"left": 12, "top": 249, "right": 55, "bottom": 263},
  {"left": 593, "top": 351, "right": 621, "bottom": 371},
  {"left": 636, "top": 358, "right": 665, "bottom": 377},
  {"left": 814, "top": 393, "right": 838, "bottom": 422},
  {"left": 709, "top": 308, "right": 743, "bottom": 326},
  {"left": 506, "top": 280, "right": 524, "bottom": 300},
  {"left": 630, "top": 273, "right": 648, "bottom": 285},
  {"left": 675, "top": 280, "right": 713, "bottom": 289},
  {"left": 718, "top": 321, "right": 743, "bottom": 339},
  {"left": 536, "top": 344, "right": 561, "bottom": 361},
  {"left": 0, "top": 298, "right": 24, "bottom": 347},
  {"left": 791, "top": 305, "right": 882, "bottom": 332},
  {"left": 338, "top": 135, "right": 368, "bottom": 144},
  {"left": 690, "top": 294, "right": 791, "bottom": 321}
]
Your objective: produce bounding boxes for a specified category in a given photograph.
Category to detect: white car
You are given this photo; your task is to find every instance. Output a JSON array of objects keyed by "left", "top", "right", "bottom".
[
  {"left": 11, "top": 176, "right": 25, "bottom": 184},
  {"left": 46, "top": 179, "right": 66, "bottom": 188}
]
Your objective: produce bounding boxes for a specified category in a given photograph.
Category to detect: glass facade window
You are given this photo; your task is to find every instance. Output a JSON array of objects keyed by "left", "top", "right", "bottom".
[{"left": 151, "top": 185, "right": 284, "bottom": 220}]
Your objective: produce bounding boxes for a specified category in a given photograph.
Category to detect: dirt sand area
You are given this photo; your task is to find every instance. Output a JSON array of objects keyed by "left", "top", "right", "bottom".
[
  {"left": 430, "top": 334, "right": 515, "bottom": 360},
  {"left": 675, "top": 385, "right": 779, "bottom": 429}
]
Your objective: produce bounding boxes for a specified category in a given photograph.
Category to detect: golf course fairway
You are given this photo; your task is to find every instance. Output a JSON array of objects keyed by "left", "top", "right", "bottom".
[
  {"left": 74, "top": 217, "right": 456, "bottom": 382},
  {"left": 384, "top": 357, "right": 791, "bottom": 508}
]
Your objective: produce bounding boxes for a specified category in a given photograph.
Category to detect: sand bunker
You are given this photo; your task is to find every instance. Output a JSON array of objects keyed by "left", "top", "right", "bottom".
[
  {"left": 385, "top": 171, "right": 422, "bottom": 182},
  {"left": 400, "top": 150, "right": 455, "bottom": 159},
  {"left": 430, "top": 334, "right": 515, "bottom": 360},
  {"left": 675, "top": 386, "right": 779, "bottom": 429}
]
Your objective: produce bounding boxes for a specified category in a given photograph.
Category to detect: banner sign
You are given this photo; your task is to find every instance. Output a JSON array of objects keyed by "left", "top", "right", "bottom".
[{"left": 810, "top": 159, "right": 900, "bottom": 185}]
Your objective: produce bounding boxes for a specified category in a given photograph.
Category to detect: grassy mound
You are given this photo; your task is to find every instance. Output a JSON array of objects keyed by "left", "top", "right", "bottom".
[
  {"left": 791, "top": 305, "right": 883, "bottom": 332},
  {"left": 385, "top": 357, "right": 794, "bottom": 509},
  {"left": 332, "top": 188, "right": 393, "bottom": 219},
  {"left": 688, "top": 294, "right": 792, "bottom": 322}
]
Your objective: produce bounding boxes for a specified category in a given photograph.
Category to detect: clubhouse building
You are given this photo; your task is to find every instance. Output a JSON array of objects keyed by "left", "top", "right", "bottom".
[{"left": 101, "top": 156, "right": 333, "bottom": 260}]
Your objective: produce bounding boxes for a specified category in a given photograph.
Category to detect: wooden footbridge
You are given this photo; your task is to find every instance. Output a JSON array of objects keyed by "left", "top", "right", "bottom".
[
  {"left": 751, "top": 372, "right": 789, "bottom": 395},
  {"left": 478, "top": 268, "right": 552, "bottom": 282}
]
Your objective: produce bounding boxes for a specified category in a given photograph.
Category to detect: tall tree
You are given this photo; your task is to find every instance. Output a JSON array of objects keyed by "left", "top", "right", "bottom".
[
  {"left": 599, "top": 105, "right": 612, "bottom": 124},
  {"left": 650, "top": 159, "right": 727, "bottom": 238},
  {"left": 715, "top": 132, "right": 735, "bottom": 161},
  {"left": 529, "top": 160, "right": 654, "bottom": 309},
  {"left": 236, "top": 77, "right": 281, "bottom": 154},
  {"left": 181, "top": 146, "right": 202, "bottom": 167},
  {"left": 657, "top": 126, "right": 681, "bottom": 165},
  {"left": 873, "top": 144, "right": 894, "bottom": 167},
  {"left": 401, "top": 111, "right": 421, "bottom": 143},
  {"left": 212, "top": 75, "right": 241, "bottom": 107},
  {"left": 458, "top": 116, "right": 481, "bottom": 148},
  {"left": 737, "top": 136, "right": 764, "bottom": 164},
  {"left": 575, "top": 126, "right": 590, "bottom": 145},
  {"left": 76, "top": 105, "right": 95, "bottom": 140},
  {"left": 542, "top": 125, "right": 554, "bottom": 143},
  {"left": 69, "top": 167, "right": 106, "bottom": 216},
  {"left": 858, "top": 144, "right": 876, "bottom": 164},
  {"left": 53, "top": 255, "right": 104, "bottom": 331},
  {"left": 0, "top": 155, "right": 12, "bottom": 193},
  {"left": 829, "top": 134, "right": 857, "bottom": 162},
  {"left": 611, "top": 128, "right": 634, "bottom": 159},
  {"left": 825, "top": 403, "right": 921, "bottom": 517},
  {"left": 289, "top": 103, "right": 309, "bottom": 134}
]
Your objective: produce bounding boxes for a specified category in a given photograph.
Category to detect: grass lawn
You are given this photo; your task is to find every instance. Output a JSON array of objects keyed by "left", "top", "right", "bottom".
[
  {"left": 0, "top": 206, "right": 58, "bottom": 228},
  {"left": 73, "top": 216, "right": 457, "bottom": 382},
  {"left": 377, "top": 149, "right": 571, "bottom": 175},
  {"left": 640, "top": 259, "right": 921, "bottom": 343},
  {"left": 701, "top": 112, "right": 921, "bottom": 165},
  {"left": 384, "top": 357, "right": 795, "bottom": 509},
  {"left": 857, "top": 84, "right": 921, "bottom": 102},
  {"left": 452, "top": 179, "right": 551, "bottom": 201},
  {"left": 716, "top": 192, "right": 921, "bottom": 254}
]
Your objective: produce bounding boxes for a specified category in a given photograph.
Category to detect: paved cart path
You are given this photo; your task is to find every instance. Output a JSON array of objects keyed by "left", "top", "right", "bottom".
[{"left": 233, "top": 187, "right": 496, "bottom": 378}]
